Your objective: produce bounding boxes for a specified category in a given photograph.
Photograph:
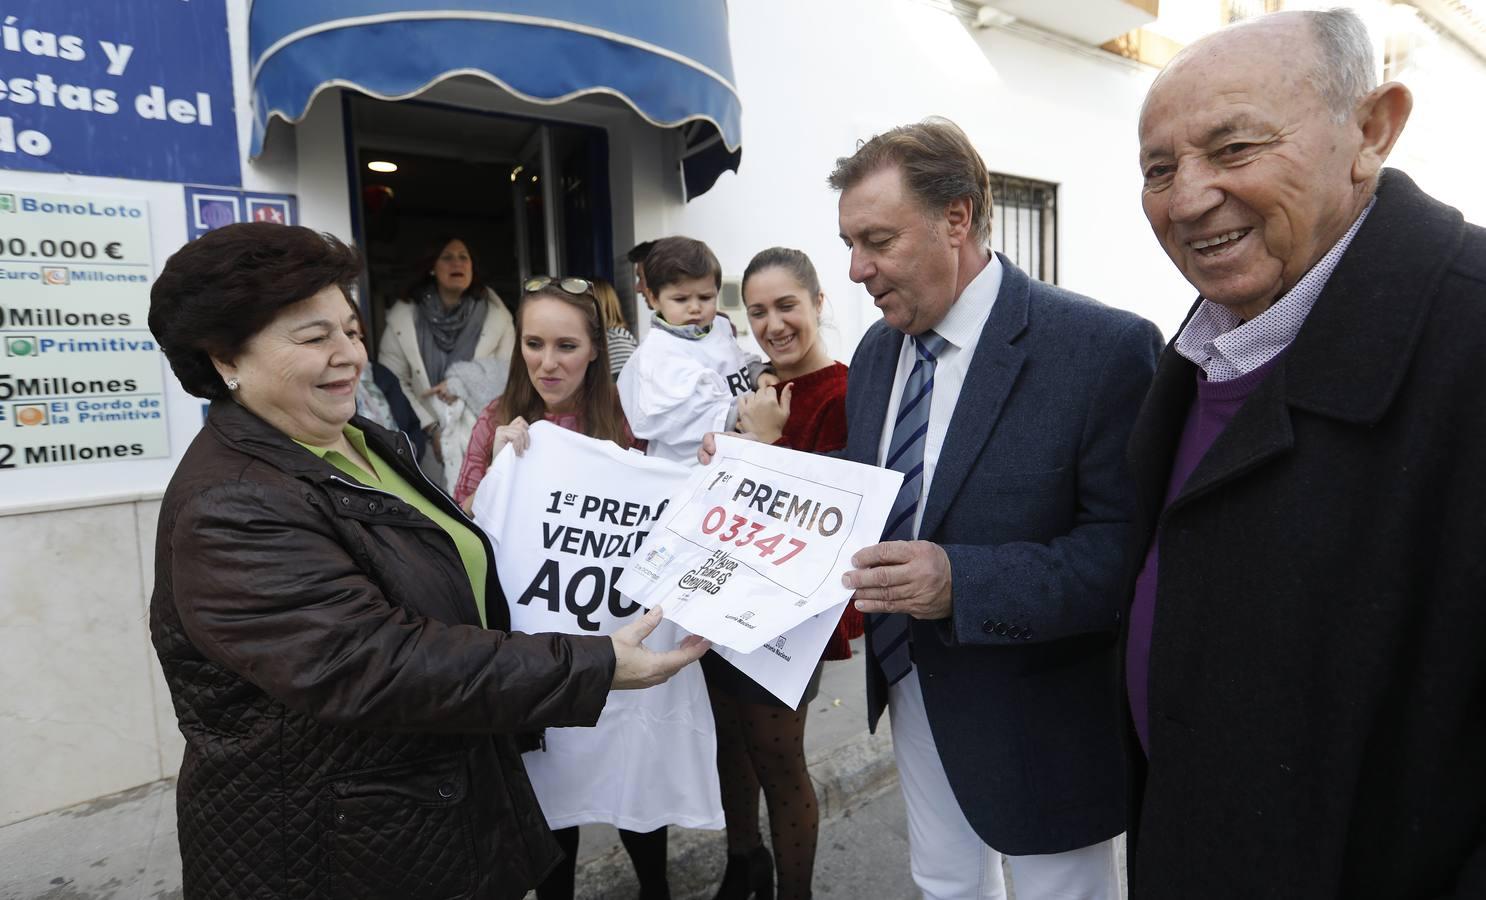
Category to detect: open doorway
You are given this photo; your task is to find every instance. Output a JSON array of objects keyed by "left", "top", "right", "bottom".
[{"left": 346, "top": 94, "right": 615, "bottom": 346}]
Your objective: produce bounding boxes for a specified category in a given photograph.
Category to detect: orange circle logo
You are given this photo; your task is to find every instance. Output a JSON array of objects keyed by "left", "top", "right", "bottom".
[{"left": 17, "top": 407, "right": 45, "bottom": 426}]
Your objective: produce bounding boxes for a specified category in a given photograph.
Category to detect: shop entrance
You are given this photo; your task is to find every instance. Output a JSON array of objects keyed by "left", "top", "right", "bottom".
[{"left": 345, "top": 94, "right": 614, "bottom": 345}]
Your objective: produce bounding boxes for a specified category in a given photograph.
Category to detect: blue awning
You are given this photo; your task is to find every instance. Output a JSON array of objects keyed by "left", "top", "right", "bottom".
[{"left": 249, "top": 1, "right": 742, "bottom": 199}]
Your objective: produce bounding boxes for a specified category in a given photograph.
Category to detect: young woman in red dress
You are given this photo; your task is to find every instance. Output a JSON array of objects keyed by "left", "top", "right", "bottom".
[{"left": 704, "top": 248, "right": 859, "bottom": 900}]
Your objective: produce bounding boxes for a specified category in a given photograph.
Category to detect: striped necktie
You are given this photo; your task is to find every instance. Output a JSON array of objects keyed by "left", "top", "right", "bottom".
[{"left": 866, "top": 330, "right": 948, "bottom": 687}]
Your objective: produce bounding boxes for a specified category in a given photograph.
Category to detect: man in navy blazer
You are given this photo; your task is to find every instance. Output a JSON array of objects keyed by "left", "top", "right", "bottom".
[{"left": 831, "top": 119, "right": 1163, "bottom": 899}]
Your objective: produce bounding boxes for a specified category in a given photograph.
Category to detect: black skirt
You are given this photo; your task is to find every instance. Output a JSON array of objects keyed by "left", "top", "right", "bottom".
[{"left": 700, "top": 648, "right": 822, "bottom": 711}]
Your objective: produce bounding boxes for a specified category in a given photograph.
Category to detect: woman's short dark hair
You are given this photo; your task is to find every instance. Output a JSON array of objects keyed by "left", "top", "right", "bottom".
[
  {"left": 149, "top": 223, "right": 362, "bottom": 401},
  {"left": 641, "top": 236, "right": 722, "bottom": 294},
  {"left": 401, "top": 234, "right": 487, "bottom": 301}
]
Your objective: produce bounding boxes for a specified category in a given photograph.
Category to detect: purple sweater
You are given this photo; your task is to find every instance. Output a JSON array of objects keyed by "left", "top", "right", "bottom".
[{"left": 1127, "top": 357, "right": 1281, "bottom": 754}]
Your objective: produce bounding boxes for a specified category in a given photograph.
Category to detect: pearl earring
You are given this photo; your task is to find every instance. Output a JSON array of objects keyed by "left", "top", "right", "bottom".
[{"left": 227, "top": 377, "right": 240, "bottom": 391}]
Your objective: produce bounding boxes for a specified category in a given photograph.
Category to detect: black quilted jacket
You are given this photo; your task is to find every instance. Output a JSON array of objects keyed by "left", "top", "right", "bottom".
[{"left": 151, "top": 400, "right": 615, "bottom": 899}]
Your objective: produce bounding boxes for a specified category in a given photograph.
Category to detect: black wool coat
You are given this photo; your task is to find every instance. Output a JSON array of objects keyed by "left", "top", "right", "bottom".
[{"left": 1125, "top": 170, "right": 1486, "bottom": 899}]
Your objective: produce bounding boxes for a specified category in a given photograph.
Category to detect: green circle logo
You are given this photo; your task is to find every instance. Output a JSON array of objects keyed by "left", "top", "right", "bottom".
[{"left": 8, "top": 338, "right": 35, "bottom": 356}]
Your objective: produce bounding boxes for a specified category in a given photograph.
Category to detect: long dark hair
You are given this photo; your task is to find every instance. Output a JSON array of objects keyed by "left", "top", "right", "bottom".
[
  {"left": 400, "top": 234, "right": 487, "bottom": 301},
  {"left": 494, "top": 286, "right": 629, "bottom": 447}
]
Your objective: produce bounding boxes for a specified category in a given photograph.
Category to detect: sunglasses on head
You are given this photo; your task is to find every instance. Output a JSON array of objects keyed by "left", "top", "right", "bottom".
[{"left": 523, "top": 276, "right": 594, "bottom": 295}]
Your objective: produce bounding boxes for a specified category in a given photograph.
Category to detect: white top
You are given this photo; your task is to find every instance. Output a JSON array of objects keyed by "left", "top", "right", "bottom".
[
  {"left": 876, "top": 253, "right": 1004, "bottom": 538},
  {"left": 377, "top": 289, "right": 516, "bottom": 430},
  {"left": 470, "top": 423, "right": 723, "bottom": 831},
  {"left": 617, "top": 322, "right": 754, "bottom": 466}
]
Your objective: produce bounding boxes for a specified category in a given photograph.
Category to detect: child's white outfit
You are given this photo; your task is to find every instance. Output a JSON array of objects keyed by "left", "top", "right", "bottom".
[{"left": 618, "top": 316, "right": 756, "bottom": 466}]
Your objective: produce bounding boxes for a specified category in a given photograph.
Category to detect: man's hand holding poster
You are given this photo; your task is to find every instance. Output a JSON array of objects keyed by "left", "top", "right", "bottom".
[{"left": 619, "top": 436, "right": 901, "bottom": 665}]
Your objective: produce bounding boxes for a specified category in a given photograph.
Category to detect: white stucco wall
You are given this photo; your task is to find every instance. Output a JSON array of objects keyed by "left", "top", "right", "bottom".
[{"left": 669, "top": 0, "right": 1198, "bottom": 361}]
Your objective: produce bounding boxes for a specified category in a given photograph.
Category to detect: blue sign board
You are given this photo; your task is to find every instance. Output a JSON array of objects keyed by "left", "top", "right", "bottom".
[{"left": 0, "top": 1, "right": 240, "bottom": 186}]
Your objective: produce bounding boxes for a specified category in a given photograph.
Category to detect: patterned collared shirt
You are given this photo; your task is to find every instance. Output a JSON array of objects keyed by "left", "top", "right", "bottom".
[{"left": 1174, "top": 198, "right": 1375, "bottom": 382}]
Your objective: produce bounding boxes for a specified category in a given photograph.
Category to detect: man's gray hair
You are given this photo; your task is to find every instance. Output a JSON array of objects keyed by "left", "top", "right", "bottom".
[{"left": 1305, "top": 8, "right": 1377, "bottom": 122}]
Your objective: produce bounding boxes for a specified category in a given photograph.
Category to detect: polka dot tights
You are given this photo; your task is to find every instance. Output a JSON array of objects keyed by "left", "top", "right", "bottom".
[{"left": 710, "top": 689, "right": 818, "bottom": 900}]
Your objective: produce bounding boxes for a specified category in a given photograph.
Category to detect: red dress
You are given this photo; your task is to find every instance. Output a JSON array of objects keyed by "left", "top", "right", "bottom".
[{"left": 769, "top": 362, "right": 861, "bottom": 660}]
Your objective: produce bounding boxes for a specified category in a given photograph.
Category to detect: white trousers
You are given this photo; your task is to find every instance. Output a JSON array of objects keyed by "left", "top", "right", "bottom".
[{"left": 888, "top": 668, "right": 1122, "bottom": 900}]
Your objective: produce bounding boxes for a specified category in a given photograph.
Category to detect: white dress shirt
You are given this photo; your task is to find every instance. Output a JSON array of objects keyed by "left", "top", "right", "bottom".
[{"left": 876, "top": 253, "right": 1004, "bottom": 538}]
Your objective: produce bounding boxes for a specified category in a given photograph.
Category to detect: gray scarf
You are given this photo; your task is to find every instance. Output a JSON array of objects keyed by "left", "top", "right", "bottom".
[{"left": 414, "top": 287, "right": 485, "bottom": 385}]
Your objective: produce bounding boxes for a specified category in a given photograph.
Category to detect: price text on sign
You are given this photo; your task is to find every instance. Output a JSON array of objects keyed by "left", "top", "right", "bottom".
[
  {"left": 0, "top": 189, "right": 166, "bottom": 471},
  {"left": 0, "top": 237, "right": 126, "bottom": 260}
]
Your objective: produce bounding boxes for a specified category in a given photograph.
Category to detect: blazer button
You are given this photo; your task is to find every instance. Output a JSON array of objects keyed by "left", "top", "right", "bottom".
[
  {"left": 335, "top": 811, "right": 347, "bottom": 824},
  {"left": 994, "top": 622, "right": 1008, "bottom": 635},
  {"left": 981, "top": 620, "right": 994, "bottom": 634},
  {"left": 438, "top": 782, "right": 456, "bottom": 799},
  {"left": 1022, "top": 628, "right": 1033, "bottom": 640},
  {"left": 1007, "top": 626, "right": 1022, "bottom": 638}
]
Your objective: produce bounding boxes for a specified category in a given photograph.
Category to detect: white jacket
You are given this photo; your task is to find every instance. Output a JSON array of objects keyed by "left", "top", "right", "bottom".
[
  {"left": 618, "top": 322, "right": 754, "bottom": 466},
  {"left": 377, "top": 288, "right": 516, "bottom": 431}
]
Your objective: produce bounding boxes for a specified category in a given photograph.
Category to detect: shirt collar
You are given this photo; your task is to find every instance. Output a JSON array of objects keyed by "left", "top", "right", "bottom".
[
  {"left": 932, "top": 251, "right": 1003, "bottom": 351},
  {"left": 297, "top": 425, "right": 380, "bottom": 480},
  {"left": 1175, "top": 198, "right": 1375, "bottom": 380}
]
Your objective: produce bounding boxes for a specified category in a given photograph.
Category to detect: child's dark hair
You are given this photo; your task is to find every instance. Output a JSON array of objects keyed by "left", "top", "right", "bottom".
[
  {"left": 626, "top": 240, "right": 656, "bottom": 265},
  {"left": 642, "top": 236, "right": 722, "bottom": 293},
  {"left": 742, "top": 247, "right": 822, "bottom": 300}
]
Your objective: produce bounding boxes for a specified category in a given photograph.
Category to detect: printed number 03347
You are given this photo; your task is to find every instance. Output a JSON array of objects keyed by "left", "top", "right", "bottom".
[{"left": 699, "top": 506, "right": 806, "bottom": 565}]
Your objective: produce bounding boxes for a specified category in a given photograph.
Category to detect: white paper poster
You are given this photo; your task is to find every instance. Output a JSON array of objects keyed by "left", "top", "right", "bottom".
[
  {"left": 713, "top": 600, "right": 851, "bottom": 709},
  {"left": 619, "top": 435, "right": 901, "bottom": 654},
  {"left": 470, "top": 422, "right": 723, "bottom": 831},
  {"left": 0, "top": 190, "right": 166, "bottom": 471}
]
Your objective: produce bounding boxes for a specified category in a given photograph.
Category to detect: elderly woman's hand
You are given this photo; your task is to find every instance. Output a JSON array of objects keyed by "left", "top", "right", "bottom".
[
  {"left": 610, "top": 606, "right": 710, "bottom": 690},
  {"left": 737, "top": 384, "right": 793, "bottom": 444},
  {"left": 491, "top": 416, "right": 532, "bottom": 458}
]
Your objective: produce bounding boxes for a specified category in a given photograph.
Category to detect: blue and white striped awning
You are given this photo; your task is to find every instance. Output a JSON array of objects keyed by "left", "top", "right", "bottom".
[{"left": 249, "top": 1, "right": 742, "bottom": 198}]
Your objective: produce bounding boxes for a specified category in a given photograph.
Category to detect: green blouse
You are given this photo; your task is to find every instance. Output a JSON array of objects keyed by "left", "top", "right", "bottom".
[{"left": 298, "top": 425, "right": 489, "bottom": 627}]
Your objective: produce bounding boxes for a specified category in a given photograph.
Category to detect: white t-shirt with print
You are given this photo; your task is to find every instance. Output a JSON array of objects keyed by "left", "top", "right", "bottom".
[{"left": 470, "top": 422, "right": 723, "bottom": 831}]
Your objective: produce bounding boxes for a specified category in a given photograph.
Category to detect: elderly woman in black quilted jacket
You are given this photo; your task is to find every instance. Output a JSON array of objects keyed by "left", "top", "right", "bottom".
[{"left": 147, "top": 222, "right": 707, "bottom": 900}]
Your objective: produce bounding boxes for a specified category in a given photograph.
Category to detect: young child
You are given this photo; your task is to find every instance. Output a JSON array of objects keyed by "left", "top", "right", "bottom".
[{"left": 618, "top": 236, "right": 757, "bottom": 465}]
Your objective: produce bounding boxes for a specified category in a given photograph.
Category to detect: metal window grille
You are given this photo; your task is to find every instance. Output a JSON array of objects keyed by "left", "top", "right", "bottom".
[{"left": 989, "top": 172, "right": 1058, "bottom": 283}]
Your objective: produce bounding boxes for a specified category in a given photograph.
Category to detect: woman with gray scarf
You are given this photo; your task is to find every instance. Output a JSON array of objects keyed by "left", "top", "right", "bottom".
[{"left": 379, "top": 236, "right": 515, "bottom": 486}]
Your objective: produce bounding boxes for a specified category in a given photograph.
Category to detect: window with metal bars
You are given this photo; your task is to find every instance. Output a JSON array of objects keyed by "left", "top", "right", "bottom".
[{"left": 989, "top": 172, "right": 1058, "bottom": 283}]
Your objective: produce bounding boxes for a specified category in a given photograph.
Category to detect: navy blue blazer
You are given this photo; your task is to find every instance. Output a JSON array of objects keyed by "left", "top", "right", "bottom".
[{"left": 845, "top": 255, "right": 1162, "bottom": 855}]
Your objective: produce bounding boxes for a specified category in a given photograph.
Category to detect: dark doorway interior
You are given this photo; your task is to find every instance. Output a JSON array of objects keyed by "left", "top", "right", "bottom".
[{"left": 347, "top": 94, "right": 613, "bottom": 347}]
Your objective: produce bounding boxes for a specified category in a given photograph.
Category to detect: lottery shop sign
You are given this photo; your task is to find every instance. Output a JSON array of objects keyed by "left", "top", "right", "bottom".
[{"left": 620, "top": 435, "right": 900, "bottom": 654}]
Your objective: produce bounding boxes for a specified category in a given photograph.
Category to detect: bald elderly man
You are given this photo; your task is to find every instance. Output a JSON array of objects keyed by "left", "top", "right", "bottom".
[{"left": 1126, "top": 8, "right": 1486, "bottom": 898}]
